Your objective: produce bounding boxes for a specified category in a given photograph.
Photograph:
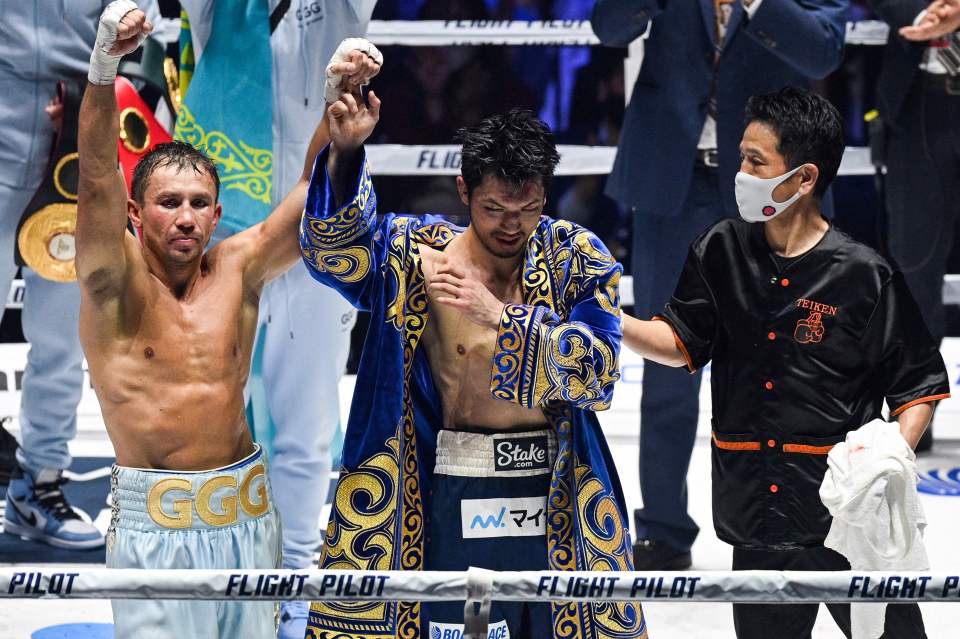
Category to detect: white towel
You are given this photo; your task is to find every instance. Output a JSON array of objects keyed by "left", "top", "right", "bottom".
[{"left": 819, "top": 419, "right": 929, "bottom": 639}]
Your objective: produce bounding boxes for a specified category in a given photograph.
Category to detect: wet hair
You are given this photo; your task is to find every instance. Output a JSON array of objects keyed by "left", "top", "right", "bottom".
[
  {"left": 131, "top": 141, "right": 220, "bottom": 204},
  {"left": 455, "top": 108, "right": 561, "bottom": 196},
  {"left": 744, "top": 87, "right": 844, "bottom": 199}
]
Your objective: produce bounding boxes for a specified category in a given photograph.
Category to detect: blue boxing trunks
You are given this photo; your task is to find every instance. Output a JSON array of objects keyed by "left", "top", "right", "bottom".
[
  {"left": 106, "top": 445, "right": 280, "bottom": 638},
  {"left": 424, "top": 428, "right": 556, "bottom": 639}
]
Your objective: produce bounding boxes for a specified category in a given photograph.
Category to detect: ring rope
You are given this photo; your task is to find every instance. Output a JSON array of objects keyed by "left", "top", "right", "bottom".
[
  {"left": 3, "top": 568, "right": 960, "bottom": 603},
  {"left": 363, "top": 144, "right": 874, "bottom": 177},
  {"left": 151, "top": 19, "right": 889, "bottom": 47},
  {"left": 363, "top": 19, "right": 889, "bottom": 47}
]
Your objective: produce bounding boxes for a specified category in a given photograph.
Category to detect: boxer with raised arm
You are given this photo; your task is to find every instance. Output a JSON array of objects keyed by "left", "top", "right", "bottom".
[
  {"left": 299, "top": 96, "right": 645, "bottom": 637},
  {"left": 76, "top": 3, "right": 379, "bottom": 636}
]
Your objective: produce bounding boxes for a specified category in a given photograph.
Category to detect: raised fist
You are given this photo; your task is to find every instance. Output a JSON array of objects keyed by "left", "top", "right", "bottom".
[{"left": 89, "top": 1, "right": 153, "bottom": 85}]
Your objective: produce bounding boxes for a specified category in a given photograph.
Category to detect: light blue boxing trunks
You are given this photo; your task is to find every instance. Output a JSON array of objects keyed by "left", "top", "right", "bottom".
[{"left": 106, "top": 445, "right": 280, "bottom": 639}]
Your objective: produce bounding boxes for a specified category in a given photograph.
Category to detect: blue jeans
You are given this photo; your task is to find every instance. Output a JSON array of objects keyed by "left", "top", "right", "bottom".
[
  {"left": 630, "top": 163, "right": 727, "bottom": 552},
  {"left": 0, "top": 180, "right": 84, "bottom": 473}
]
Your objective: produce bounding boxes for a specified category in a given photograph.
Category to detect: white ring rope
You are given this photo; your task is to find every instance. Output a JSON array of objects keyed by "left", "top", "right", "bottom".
[
  {"left": 4, "top": 568, "right": 960, "bottom": 603},
  {"left": 151, "top": 19, "right": 889, "bottom": 47},
  {"left": 363, "top": 144, "right": 874, "bottom": 177},
  {"left": 363, "top": 20, "right": 892, "bottom": 47}
]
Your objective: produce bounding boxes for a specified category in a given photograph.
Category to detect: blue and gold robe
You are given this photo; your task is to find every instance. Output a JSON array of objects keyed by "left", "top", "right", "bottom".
[{"left": 299, "top": 146, "right": 647, "bottom": 639}]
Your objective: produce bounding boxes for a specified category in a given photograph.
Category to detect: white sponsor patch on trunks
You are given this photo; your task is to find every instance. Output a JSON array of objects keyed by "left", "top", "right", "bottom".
[
  {"left": 429, "top": 619, "right": 510, "bottom": 639},
  {"left": 460, "top": 496, "right": 546, "bottom": 539}
]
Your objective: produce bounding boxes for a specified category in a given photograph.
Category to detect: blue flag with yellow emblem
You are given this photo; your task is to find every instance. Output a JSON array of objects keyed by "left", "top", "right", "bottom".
[{"left": 175, "top": 0, "right": 272, "bottom": 232}]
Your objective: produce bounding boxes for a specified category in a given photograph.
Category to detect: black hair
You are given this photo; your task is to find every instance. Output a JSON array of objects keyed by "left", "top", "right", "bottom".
[
  {"left": 455, "top": 108, "right": 561, "bottom": 196},
  {"left": 131, "top": 141, "right": 220, "bottom": 204},
  {"left": 744, "top": 87, "right": 844, "bottom": 199}
]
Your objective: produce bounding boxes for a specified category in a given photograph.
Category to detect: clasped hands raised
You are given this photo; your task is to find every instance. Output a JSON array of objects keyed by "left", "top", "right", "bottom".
[{"left": 326, "top": 42, "right": 382, "bottom": 152}]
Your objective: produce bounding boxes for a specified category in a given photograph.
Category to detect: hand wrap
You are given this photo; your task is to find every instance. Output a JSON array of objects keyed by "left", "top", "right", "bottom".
[
  {"left": 324, "top": 38, "right": 383, "bottom": 104},
  {"left": 88, "top": 0, "right": 144, "bottom": 86}
]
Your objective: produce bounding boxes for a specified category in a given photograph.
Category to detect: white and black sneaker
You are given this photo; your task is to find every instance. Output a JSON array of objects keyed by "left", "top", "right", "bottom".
[{"left": 2, "top": 464, "right": 104, "bottom": 549}]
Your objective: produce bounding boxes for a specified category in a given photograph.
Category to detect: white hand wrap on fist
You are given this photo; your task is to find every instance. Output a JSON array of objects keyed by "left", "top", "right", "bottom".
[
  {"left": 324, "top": 38, "right": 384, "bottom": 104},
  {"left": 88, "top": 0, "right": 143, "bottom": 86}
]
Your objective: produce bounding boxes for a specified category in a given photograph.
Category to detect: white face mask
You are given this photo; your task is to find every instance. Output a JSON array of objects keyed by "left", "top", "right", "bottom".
[{"left": 734, "top": 165, "right": 804, "bottom": 223}]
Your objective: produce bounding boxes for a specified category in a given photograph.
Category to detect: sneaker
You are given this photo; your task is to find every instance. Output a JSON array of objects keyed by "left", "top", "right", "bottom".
[
  {"left": 3, "top": 464, "right": 104, "bottom": 549},
  {"left": 0, "top": 418, "right": 17, "bottom": 486},
  {"left": 632, "top": 539, "right": 692, "bottom": 571},
  {"left": 278, "top": 600, "right": 309, "bottom": 639}
]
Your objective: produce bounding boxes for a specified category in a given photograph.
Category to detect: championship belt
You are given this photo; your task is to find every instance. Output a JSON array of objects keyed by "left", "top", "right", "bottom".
[
  {"left": 15, "top": 81, "right": 83, "bottom": 282},
  {"left": 115, "top": 75, "right": 173, "bottom": 193}
]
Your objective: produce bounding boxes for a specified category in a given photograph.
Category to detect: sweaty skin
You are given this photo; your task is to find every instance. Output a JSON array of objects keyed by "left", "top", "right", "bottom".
[
  {"left": 75, "top": 9, "right": 379, "bottom": 470},
  {"left": 79, "top": 211, "right": 261, "bottom": 471},
  {"left": 325, "top": 87, "right": 549, "bottom": 433},
  {"left": 421, "top": 241, "right": 547, "bottom": 431}
]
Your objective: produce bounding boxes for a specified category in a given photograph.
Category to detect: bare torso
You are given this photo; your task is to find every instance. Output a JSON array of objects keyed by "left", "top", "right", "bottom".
[
  {"left": 79, "top": 237, "right": 259, "bottom": 470},
  {"left": 420, "top": 241, "right": 546, "bottom": 431}
]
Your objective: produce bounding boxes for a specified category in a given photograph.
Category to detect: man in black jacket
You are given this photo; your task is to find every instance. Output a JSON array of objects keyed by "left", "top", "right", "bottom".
[
  {"left": 622, "top": 87, "right": 946, "bottom": 639},
  {"left": 868, "top": 0, "right": 960, "bottom": 451},
  {"left": 590, "top": 0, "right": 848, "bottom": 570}
]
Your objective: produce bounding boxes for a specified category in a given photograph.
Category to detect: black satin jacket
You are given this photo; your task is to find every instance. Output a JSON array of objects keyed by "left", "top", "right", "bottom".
[{"left": 659, "top": 219, "right": 949, "bottom": 549}]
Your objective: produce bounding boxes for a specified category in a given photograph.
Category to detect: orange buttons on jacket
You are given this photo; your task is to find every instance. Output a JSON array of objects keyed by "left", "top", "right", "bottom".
[
  {"left": 764, "top": 380, "right": 774, "bottom": 391},
  {"left": 780, "top": 278, "right": 790, "bottom": 287},
  {"left": 767, "top": 332, "right": 776, "bottom": 341},
  {"left": 769, "top": 484, "right": 779, "bottom": 493},
  {"left": 767, "top": 439, "right": 776, "bottom": 448}
]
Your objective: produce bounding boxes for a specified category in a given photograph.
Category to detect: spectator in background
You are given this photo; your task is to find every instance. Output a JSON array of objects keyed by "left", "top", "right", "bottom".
[
  {"left": 373, "top": 0, "right": 489, "bottom": 146},
  {"left": 559, "top": 47, "right": 628, "bottom": 260},
  {"left": 0, "top": 0, "right": 160, "bottom": 552},
  {"left": 591, "top": 0, "right": 848, "bottom": 571},
  {"left": 867, "top": 0, "right": 960, "bottom": 451},
  {"left": 374, "top": 0, "right": 539, "bottom": 216},
  {"left": 178, "top": 2, "right": 376, "bottom": 637}
]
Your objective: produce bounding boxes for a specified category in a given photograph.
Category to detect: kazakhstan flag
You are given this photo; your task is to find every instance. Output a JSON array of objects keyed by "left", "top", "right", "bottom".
[{"left": 175, "top": 0, "right": 272, "bottom": 232}]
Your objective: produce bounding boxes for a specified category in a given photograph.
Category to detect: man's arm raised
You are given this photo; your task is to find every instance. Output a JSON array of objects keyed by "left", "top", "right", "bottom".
[
  {"left": 239, "top": 43, "right": 382, "bottom": 290},
  {"left": 76, "top": 2, "right": 152, "bottom": 300}
]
